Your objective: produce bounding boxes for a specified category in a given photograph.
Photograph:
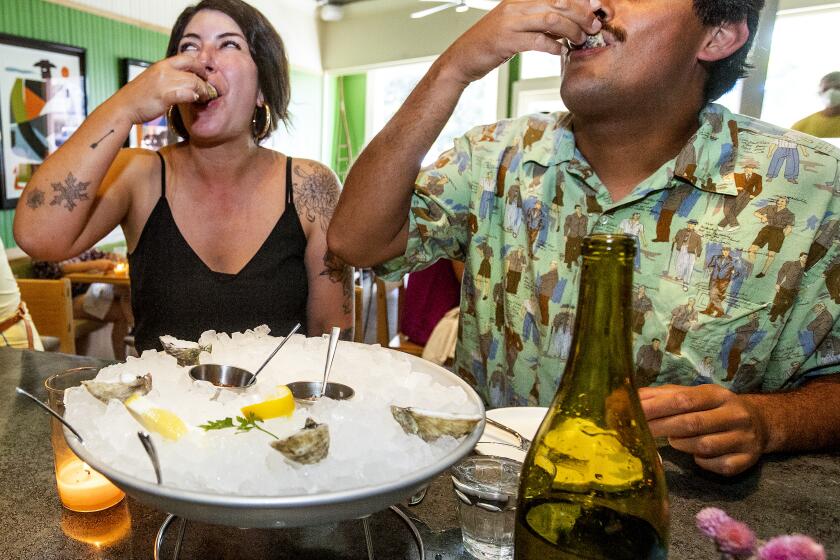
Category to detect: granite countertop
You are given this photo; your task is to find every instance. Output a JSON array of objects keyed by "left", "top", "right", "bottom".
[{"left": 0, "top": 347, "right": 837, "bottom": 559}]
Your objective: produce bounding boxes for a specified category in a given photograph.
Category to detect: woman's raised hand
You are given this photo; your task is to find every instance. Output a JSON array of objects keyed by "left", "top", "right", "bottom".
[
  {"left": 114, "top": 54, "right": 217, "bottom": 125},
  {"left": 438, "top": 0, "right": 603, "bottom": 85}
]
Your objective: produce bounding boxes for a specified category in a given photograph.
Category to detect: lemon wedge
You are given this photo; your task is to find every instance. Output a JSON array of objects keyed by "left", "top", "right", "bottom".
[
  {"left": 125, "top": 394, "right": 188, "bottom": 441},
  {"left": 240, "top": 385, "right": 295, "bottom": 421}
]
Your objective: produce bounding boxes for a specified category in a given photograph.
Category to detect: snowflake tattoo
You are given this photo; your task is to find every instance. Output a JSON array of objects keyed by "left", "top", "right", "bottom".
[
  {"left": 25, "top": 187, "right": 45, "bottom": 209},
  {"left": 50, "top": 172, "right": 91, "bottom": 211}
]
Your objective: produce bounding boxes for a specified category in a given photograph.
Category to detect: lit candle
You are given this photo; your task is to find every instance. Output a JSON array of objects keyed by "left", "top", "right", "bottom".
[
  {"left": 61, "top": 500, "right": 132, "bottom": 547},
  {"left": 55, "top": 459, "right": 124, "bottom": 513},
  {"left": 113, "top": 262, "right": 128, "bottom": 275}
]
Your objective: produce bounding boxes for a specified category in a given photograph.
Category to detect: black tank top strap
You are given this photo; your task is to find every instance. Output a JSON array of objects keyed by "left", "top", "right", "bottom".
[
  {"left": 286, "top": 156, "right": 293, "bottom": 205},
  {"left": 156, "top": 151, "right": 167, "bottom": 198}
]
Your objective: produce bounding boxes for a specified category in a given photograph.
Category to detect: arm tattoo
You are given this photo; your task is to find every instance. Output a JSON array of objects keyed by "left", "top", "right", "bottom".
[
  {"left": 320, "top": 250, "right": 353, "bottom": 316},
  {"left": 25, "top": 187, "right": 45, "bottom": 209},
  {"left": 50, "top": 172, "right": 91, "bottom": 211},
  {"left": 90, "top": 129, "right": 115, "bottom": 149},
  {"left": 293, "top": 164, "right": 340, "bottom": 233}
]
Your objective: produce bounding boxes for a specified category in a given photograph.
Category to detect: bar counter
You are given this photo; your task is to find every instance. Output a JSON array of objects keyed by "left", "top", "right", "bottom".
[{"left": 0, "top": 347, "right": 837, "bottom": 559}]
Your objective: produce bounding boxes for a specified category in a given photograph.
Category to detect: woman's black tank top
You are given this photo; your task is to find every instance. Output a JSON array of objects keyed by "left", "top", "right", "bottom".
[{"left": 128, "top": 153, "right": 308, "bottom": 351}]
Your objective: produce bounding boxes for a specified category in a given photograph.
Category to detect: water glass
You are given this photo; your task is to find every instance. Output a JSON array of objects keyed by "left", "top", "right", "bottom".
[
  {"left": 46, "top": 367, "right": 125, "bottom": 512},
  {"left": 451, "top": 456, "right": 521, "bottom": 560}
]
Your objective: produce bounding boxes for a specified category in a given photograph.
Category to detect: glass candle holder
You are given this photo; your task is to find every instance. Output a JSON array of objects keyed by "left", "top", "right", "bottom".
[{"left": 45, "top": 367, "right": 125, "bottom": 513}]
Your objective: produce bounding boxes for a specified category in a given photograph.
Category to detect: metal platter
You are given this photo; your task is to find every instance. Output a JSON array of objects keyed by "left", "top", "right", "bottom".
[{"left": 67, "top": 348, "right": 485, "bottom": 528}]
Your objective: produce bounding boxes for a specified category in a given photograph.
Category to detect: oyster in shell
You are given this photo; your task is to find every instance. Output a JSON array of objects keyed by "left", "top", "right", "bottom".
[
  {"left": 83, "top": 373, "right": 152, "bottom": 403},
  {"left": 391, "top": 405, "right": 482, "bottom": 442},
  {"left": 160, "top": 336, "right": 211, "bottom": 367},
  {"left": 270, "top": 418, "right": 330, "bottom": 464}
]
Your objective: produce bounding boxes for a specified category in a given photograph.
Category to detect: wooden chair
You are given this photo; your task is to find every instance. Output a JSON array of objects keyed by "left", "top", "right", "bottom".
[
  {"left": 17, "top": 278, "right": 108, "bottom": 354},
  {"left": 374, "top": 276, "right": 424, "bottom": 357},
  {"left": 17, "top": 278, "right": 77, "bottom": 354}
]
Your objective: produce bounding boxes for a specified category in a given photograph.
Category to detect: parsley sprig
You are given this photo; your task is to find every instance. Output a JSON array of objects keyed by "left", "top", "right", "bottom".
[{"left": 200, "top": 412, "right": 279, "bottom": 440}]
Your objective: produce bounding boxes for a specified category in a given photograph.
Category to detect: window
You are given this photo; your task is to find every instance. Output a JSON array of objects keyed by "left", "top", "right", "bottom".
[
  {"left": 761, "top": 4, "right": 840, "bottom": 129},
  {"left": 367, "top": 61, "right": 499, "bottom": 166}
]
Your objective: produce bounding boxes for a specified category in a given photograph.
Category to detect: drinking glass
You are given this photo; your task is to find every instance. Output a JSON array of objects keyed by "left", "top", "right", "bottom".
[
  {"left": 45, "top": 367, "right": 124, "bottom": 512},
  {"left": 451, "top": 456, "right": 521, "bottom": 560}
]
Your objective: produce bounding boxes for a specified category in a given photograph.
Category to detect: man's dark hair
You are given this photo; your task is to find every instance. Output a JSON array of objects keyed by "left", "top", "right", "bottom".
[
  {"left": 693, "top": 0, "right": 765, "bottom": 103},
  {"left": 165, "top": 0, "right": 290, "bottom": 142}
]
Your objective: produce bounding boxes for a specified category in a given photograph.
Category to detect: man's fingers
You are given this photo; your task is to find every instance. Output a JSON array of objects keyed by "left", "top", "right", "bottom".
[
  {"left": 694, "top": 453, "right": 758, "bottom": 477},
  {"left": 667, "top": 431, "right": 747, "bottom": 458},
  {"left": 647, "top": 404, "right": 752, "bottom": 439},
  {"left": 641, "top": 385, "right": 729, "bottom": 421}
]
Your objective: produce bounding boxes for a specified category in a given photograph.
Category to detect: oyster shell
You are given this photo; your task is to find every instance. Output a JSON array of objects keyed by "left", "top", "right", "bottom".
[
  {"left": 83, "top": 373, "right": 152, "bottom": 403},
  {"left": 391, "top": 406, "right": 482, "bottom": 442},
  {"left": 270, "top": 418, "right": 329, "bottom": 464},
  {"left": 159, "top": 336, "right": 212, "bottom": 367}
]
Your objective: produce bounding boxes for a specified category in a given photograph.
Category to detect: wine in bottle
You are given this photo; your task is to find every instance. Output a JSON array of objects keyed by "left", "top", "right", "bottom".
[{"left": 514, "top": 234, "right": 669, "bottom": 559}]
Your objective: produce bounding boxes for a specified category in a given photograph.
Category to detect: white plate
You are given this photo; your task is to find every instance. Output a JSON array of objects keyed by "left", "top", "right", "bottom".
[{"left": 474, "top": 407, "right": 547, "bottom": 462}]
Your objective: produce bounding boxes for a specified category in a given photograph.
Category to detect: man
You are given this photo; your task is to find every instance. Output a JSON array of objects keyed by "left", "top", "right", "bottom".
[
  {"left": 666, "top": 298, "right": 698, "bottom": 356},
  {"left": 726, "top": 312, "right": 760, "bottom": 382},
  {"left": 671, "top": 219, "right": 702, "bottom": 291},
  {"left": 631, "top": 285, "right": 653, "bottom": 335},
  {"left": 717, "top": 163, "right": 762, "bottom": 232},
  {"left": 537, "top": 261, "right": 560, "bottom": 326},
  {"left": 702, "top": 245, "right": 738, "bottom": 317},
  {"left": 748, "top": 196, "right": 796, "bottom": 278},
  {"left": 563, "top": 204, "right": 588, "bottom": 269},
  {"left": 792, "top": 71, "right": 840, "bottom": 139},
  {"left": 330, "top": 0, "right": 840, "bottom": 476},
  {"left": 636, "top": 338, "right": 663, "bottom": 387},
  {"left": 769, "top": 253, "right": 807, "bottom": 323},
  {"left": 617, "top": 212, "right": 646, "bottom": 272},
  {"left": 804, "top": 216, "right": 839, "bottom": 271}
]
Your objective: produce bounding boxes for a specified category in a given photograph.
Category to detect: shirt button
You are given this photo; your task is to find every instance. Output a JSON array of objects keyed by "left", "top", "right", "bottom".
[{"left": 598, "top": 214, "right": 609, "bottom": 225}]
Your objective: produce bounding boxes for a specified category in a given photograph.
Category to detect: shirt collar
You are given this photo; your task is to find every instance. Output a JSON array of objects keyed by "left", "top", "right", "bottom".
[{"left": 521, "top": 103, "right": 741, "bottom": 197}]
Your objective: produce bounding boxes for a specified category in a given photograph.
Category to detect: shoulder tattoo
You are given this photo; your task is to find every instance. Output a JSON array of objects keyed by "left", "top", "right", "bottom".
[{"left": 293, "top": 163, "right": 340, "bottom": 233}]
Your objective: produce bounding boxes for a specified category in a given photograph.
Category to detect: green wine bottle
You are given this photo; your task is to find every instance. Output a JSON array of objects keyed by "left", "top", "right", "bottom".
[{"left": 514, "top": 234, "right": 669, "bottom": 559}]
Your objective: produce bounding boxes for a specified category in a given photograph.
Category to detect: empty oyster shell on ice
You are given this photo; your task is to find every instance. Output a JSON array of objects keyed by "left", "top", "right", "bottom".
[
  {"left": 83, "top": 373, "right": 152, "bottom": 403},
  {"left": 391, "top": 406, "right": 482, "bottom": 442},
  {"left": 160, "top": 336, "right": 212, "bottom": 367},
  {"left": 270, "top": 417, "right": 330, "bottom": 464}
]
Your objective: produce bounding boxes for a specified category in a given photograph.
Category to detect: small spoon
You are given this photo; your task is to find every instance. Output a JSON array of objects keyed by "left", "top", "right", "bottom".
[
  {"left": 15, "top": 387, "right": 84, "bottom": 442},
  {"left": 320, "top": 327, "right": 340, "bottom": 398},
  {"left": 137, "top": 431, "right": 162, "bottom": 484},
  {"left": 252, "top": 322, "right": 302, "bottom": 380}
]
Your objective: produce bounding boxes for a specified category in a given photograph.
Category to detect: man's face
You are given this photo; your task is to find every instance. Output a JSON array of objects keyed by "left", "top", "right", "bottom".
[
  {"left": 652, "top": 340, "right": 660, "bottom": 351},
  {"left": 799, "top": 254, "right": 808, "bottom": 266},
  {"left": 722, "top": 247, "right": 730, "bottom": 257},
  {"left": 560, "top": 0, "right": 710, "bottom": 116},
  {"left": 777, "top": 198, "right": 788, "bottom": 210}
]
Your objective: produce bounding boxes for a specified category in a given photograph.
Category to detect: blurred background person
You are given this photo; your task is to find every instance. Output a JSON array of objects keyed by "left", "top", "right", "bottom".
[
  {"left": 792, "top": 71, "right": 840, "bottom": 138},
  {"left": 0, "top": 243, "right": 43, "bottom": 350}
]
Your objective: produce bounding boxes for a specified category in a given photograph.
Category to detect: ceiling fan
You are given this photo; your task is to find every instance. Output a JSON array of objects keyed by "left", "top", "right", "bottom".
[{"left": 410, "top": 0, "right": 499, "bottom": 19}]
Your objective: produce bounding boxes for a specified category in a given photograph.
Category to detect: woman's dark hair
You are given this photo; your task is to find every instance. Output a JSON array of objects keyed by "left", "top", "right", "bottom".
[
  {"left": 165, "top": 0, "right": 290, "bottom": 142},
  {"left": 693, "top": 0, "right": 765, "bottom": 103}
]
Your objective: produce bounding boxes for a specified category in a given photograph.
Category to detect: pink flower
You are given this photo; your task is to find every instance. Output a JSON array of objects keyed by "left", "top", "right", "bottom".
[
  {"left": 696, "top": 507, "right": 732, "bottom": 538},
  {"left": 715, "top": 519, "right": 757, "bottom": 556},
  {"left": 758, "top": 535, "right": 826, "bottom": 560}
]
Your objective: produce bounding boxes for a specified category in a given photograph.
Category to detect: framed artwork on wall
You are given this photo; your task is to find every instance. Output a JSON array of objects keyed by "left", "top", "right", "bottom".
[
  {"left": 122, "top": 58, "right": 177, "bottom": 150},
  {"left": 0, "top": 33, "right": 86, "bottom": 210}
]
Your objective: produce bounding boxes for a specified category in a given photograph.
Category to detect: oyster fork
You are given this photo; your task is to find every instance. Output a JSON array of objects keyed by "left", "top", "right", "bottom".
[{"left": 484, "top": 417, "right": 531, "bottom": 450}]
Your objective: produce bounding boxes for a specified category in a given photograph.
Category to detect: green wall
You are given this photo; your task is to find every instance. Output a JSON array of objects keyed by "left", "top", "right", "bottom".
[
  {"left": 0, "top": 0, "right": 169, "bottom": 248},
  {"left": 330, "top": 74, "right": 367, "bottom": 180}
]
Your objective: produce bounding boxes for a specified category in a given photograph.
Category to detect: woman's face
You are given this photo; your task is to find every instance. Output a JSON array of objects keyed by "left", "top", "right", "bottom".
[{"left": 176, "top": 9, "right": 260, "bottom": 144}]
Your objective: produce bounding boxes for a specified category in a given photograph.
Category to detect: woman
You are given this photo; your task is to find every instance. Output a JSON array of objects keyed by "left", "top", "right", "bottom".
[
  {"left": 14, "top": 0, "right": 352, "bottom": 351},
  {"left": 0, "top": 243, "right": 43, "bottom": 350}
]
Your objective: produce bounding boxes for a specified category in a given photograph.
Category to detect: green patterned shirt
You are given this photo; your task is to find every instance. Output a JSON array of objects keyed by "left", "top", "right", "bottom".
[{"left": 376, "top": 104, "right": 840, "bottom": 407}]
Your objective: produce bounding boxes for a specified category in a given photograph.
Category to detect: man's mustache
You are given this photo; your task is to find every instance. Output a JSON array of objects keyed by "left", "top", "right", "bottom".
[{"left": 603, "top": 23, "right": 627, "bottom": 43}]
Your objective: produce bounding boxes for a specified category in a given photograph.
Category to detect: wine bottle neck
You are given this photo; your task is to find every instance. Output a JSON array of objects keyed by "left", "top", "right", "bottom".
[{"left": 564, "top": 248, "right": 635, "bottom": 391}]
